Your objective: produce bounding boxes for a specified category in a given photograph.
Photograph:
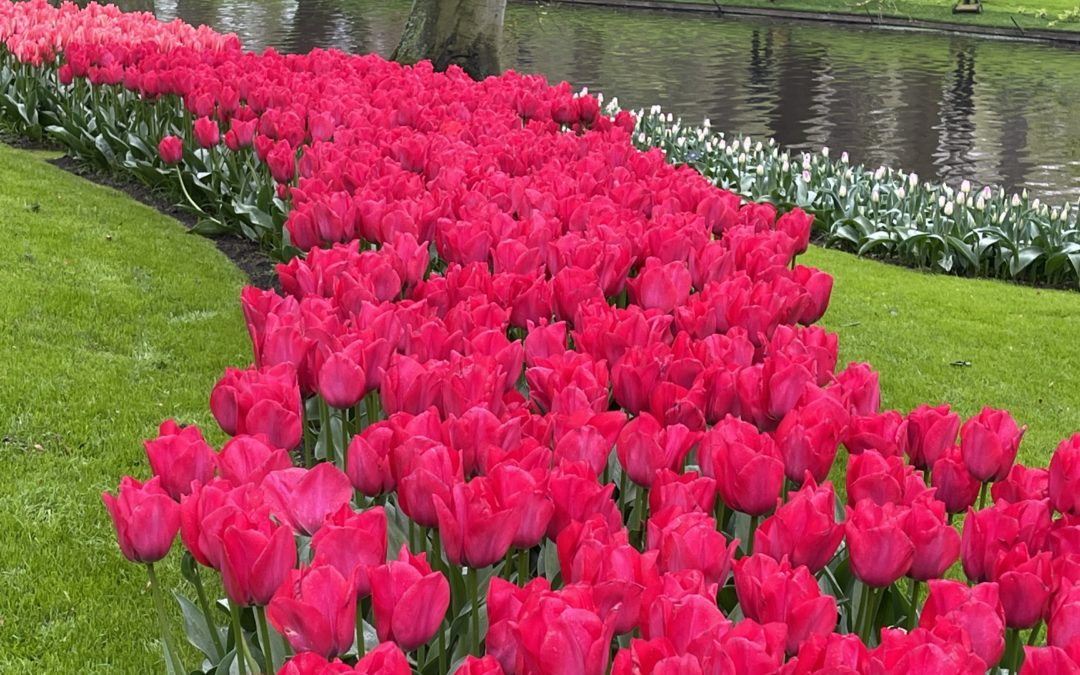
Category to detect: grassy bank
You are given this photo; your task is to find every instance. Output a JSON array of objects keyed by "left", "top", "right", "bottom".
[
  {"left": 658, "top": 0, "right": 1080, "bottom": 33},
  {"left": 806, "top": 244, "right": 1080, "bottom": 474},
  {"left": 0, "top": 144, "right": 250, "bottom": 673}
]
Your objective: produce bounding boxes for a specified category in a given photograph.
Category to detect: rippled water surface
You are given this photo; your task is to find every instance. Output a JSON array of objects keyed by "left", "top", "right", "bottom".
[{"left": 126, "top": 0, "right": 1080, "bottom": 200}]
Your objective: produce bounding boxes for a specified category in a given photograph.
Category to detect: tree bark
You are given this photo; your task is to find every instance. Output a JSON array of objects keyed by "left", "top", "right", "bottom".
[{"left": 392, "top": 0, "right": 506, "bottom": 80}]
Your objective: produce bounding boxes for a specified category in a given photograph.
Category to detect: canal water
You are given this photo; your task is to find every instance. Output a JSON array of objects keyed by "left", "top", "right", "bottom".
[{"left": 125, "top": 0, "right": 1080, "bottom": 200}]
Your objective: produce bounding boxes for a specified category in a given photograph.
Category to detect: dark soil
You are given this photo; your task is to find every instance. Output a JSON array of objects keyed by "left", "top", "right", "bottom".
[{"left": 47, "top": 154, "right": 279, "bottom": 291}]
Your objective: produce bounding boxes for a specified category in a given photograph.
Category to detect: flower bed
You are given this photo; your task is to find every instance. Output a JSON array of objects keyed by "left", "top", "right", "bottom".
[
  {"left": 631, "top": 106, "right": 1080, "bottom": 287},
  {"left": 4, "top": 2, "right": 1080, "bottom": 674}
]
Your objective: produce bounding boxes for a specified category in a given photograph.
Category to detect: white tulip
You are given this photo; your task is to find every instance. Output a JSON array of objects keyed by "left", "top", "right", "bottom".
[
  {"left": 841, "top": 151, "right": 849, "bottom": 164},
  {"left": 802, "top": 170, "right": 811, "bottom": 182},
  {"left": 938, "top": 195, "right": 947, "bottom": 209},
  {"left": 895, "top": 187, "right": 906, "bottom": 200},
  {"left": 909, "top": 173, "right": 919, "bottom": 188},
  {"left": 839, "top": 185, "right": 848, "bottom": 198},
  {"left": 738, "top": 152, "right": 746, "bottom": 164},
  {"left": 1032, "top": 198, "right": 1041, "bottom": 210},
  {"left": 1011, "top": 194, "right": 1021, "bottom": 208},
  {"left": 961, "top": 179, "right": 971, "bottom": 193},
  {"left": 871, "top": 187, "right": 880, "bottom": 203},
  {"left": 944, "top": 201, "right": 955, "bottom": 216},
  {"left": 756, "top": 165, "right": 765, "bottom": 176},
  {"left": 976, "top": 196, "right": 985, "bottom": 211},
  {"left": 821, "top": 147, "right": 830, "bottom": 158},
  {"left": 781, "top": 161, "right": 790, "bottom": 173},
  {"left": 874, "top": 167, "right": 886, "bottom": 181}
]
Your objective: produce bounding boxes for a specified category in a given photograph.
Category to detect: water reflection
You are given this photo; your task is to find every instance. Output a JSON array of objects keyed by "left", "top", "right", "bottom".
[{"left": 90, "top": 0, "right": 1080, "bottom": 200}]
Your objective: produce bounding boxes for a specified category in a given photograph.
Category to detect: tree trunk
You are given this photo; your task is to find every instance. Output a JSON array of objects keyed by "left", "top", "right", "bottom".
[{"left": 392, "top": 0, "right": 506, "bottom": 80}]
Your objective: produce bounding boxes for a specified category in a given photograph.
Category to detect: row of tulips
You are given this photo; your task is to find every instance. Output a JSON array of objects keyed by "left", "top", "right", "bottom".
[
  {"left": 4, "top": 2, "right": 1080, "bottom": 674},
  {"left": 627, "top": 103, "right": 1080, "bottom": 287}
]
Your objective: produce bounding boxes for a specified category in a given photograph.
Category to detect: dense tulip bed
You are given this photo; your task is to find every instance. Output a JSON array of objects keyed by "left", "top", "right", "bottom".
[
  {"left": 631, "top": 106, "right": 1080, "bottom": 287},
  {"left": 5, "top": 2, "right": 1080, "bottom": 674}
]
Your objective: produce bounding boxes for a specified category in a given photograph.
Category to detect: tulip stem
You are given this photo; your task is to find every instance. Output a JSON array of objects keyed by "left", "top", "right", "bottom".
[
  {"left": 303, "top": 407, "right": 315, "bottom": 468},
  {"left": 229, "top": 601, "right": 258, "bottom": 675},
  {"left": 356, "top": 600, "right": 367, "bottom": 658},
  {"left": 746, "top": 515, "right": 759, "bottom": 555},
  {"left": 619, "top": 470, "right": 628, "bottom": 515},
  {"left": 366, "top": 391, "right": 380, "bottom": 427},
  {"left": 714, "top": 496, "right": 728, "bottom": 535},
  {"left": 469, "top": 566, "right": 481, "bottom": 656},
  {"left": 191, "top": 564, "right": 225, "bottom": 658},
  {"left": 339, "top": 408, "right": 350, "bottom": 471},
  {"left": 518, "top": 548, "right": 529, "bottom": 586},
  {"left": 635, "top": 487, "right": 649, "bottom": 549},
  {"left": 146, "top": 563, "right": 186, "bottom": 675},
  {"left": 978, "top": 481, "right": 990, "bottom": 510},
  {"left": 907, "top": 580, "right": 921, "bottom": 630},
  {"left": 256, "top": 604, "right": 275, "bottom": 672},
  {"left": 438, "top": 618, "right": 447, "bottom": 674}
]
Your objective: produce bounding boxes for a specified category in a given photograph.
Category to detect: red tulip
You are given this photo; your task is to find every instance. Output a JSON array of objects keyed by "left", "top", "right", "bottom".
[
  {"left": 628, "top": 257, "right": 692, "bottom": 312},
  {"left": 647, "top": 509, "right": 737, "bottom": 588},
  {"left": 616, "top": 413, "right": 699, "bottom": 488},
  {"left": 994, "top": 545, "right": 1053, "bottom": 629},
  {"left": 1048, "top": 581, "right": 1080, "bottom": 654},
  {"left": 845, "top": 500, "right": 913, "bottom": 587},
  {"left": 699, "top": 415, "right": 784, "bottom": 516},
  {"left": 1020, "top": 647, "right": 1080, "bottom": 675},
  {"left": 960, "top": 407, "right": 1026, "bottom": 483},
  {"left": 143, "top": 419, "right": 217, "bottom": 499},
  {"left": 992, "top": 464, "right": 1050, "bottom": 503},
  {"left": 454, "top": 655, "right": 504, "bottom": 675},
  {"left": 219, "top": 513, "right": 297, "bottom": 606},
  {"left": 845, "top": 450, "right": 908, "bottom": 507},
  {"left": 832, "top": 361, "right": 880, "bottom": 417},
  {"left": 781, "top": 633, "right": 870, "bottom": 675},
  {"left": 102, "top": 476, "right": 180, "bottom": 563},
  {"left": 843, "top": 410, "right": 907, "bottom": 457},
  {"left": 158, "top": 135, "right": 183, "bottom": 164},
  {"left": 754, "top": 477, "right": 843, "bottom": 573},
  {"left": 218, "top": 434, "right": 292, "bottom": 485},
  {"left": 346, "top": 424, "right": 396, "bottom": 498},
  {"left": 919, "top": 579, "right": 1005, "bottom": 668},
  {"left": 1050, "top": 434, "right": 1080, "bottom": 515},
  {"left": 930, "top": 444, "right": 981, "bottom": 514},
  {"left": 262, "top": 464, "right": 353, "bottom": 536},
  {"left": 267, "top": 563, "right": 357, "bottom": 659},
  {"left": 317, "top": 350, "right": 368, "bottom": 409},
  {"left": 774, "top": 394, "right": 847, "bottom": 485},
  {"left": 210, "top": 363, "right": 303, "bottom": 450},
  {"left": 275, "top": 652, "right": 353, "bottom": 675},
  {"left": 368, "top": 546, "right": 449, "bottom": 651},
  {"left": 489, "top": 462, "right": 554, "bottom": 549},
  {"left": 905, "top": 497, "right": 960, "bottom": 581},
  {"left": 905, "top": 403, "right": 960, "bottom": 470},
  {"left": 962, "top": 499, "right": 1052, "bottom": 583},
  {"left": 435, "top": 475, "right": 521, "bottom": 568},
  {"left": 193, "top": 116, "right": 220, "bottom": 147},
  {"left": 649, "top": 469, "right": 716, "bottom": 516},
  {"left": 353, "top": 642, "right": 412, "bottom": 675},
  {"left": 311, "top": 506, "right": 387, "bottom": 597},
  {"left": 871, "top": 627, "right": 988, "bottom": 674},
  {"left": 516, "top": 589, "right": 615, "bottom": 675},
  {"left": 734, "top": 554, "right": 837, "bottom": 655}
]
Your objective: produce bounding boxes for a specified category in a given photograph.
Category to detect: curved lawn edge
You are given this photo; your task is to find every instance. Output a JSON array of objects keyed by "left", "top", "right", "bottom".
[
  {"left": 538, "top": 0, "right": 1080, "bottom": 44},
  {"left": 806, "top": 243, "right": 1080, "bottom": 481},
  {"left": 0, "top": 143, "right": 251, "bottom": 673}
]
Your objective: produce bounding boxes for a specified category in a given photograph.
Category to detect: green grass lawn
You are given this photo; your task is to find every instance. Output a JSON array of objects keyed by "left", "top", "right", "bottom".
[
  {"left": 0, "top": 144, "right": 250, "bottom": 673},
  {"left": 668, "top": 0, "right": 1080, "bottom": 33},
  {"left": 805, "top": 245, "right": 1080, "bottom": 473}
]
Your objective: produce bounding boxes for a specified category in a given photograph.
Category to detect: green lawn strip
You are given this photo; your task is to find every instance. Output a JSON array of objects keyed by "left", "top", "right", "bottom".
[
  {"left": 662, "top": 0, "right": 1080, "bottom": 33},
  {"left": 0, "top": 143, "right": 250, "bottom": 673},
  {"left": 805, "top": 245, "right": 1080, "bottom": 496}
]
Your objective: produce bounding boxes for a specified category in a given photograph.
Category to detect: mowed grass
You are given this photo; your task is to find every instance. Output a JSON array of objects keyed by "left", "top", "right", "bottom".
[
  {"left": 0, "top": 143, "right": 250, "bottom": 673},
  {"left": 804, "top": 245, "right": 1080, "bottom": 477}
]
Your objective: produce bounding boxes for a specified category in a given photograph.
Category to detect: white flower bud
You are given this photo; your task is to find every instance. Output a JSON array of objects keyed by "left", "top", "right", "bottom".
[
  {"left": 938, "top": 196, "right": 947, "bottom": 209},
  {"left": 821, "top": 146, "right": 830, "bottom": 158},
  {"left": 839, "top": 185, "right": 848, "bottom": 198},
  {"left": 841, "top": 151, "right": 849, "bottom": 164},
  {"left": 944, "top": 201, "right": 954, "bottom": 216},
  {"left": 961, "top": 179, "right": 971, "bottom": 193},
  {"left": 1011, "top": 194, "right": 1021, "bottom": 208}
]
